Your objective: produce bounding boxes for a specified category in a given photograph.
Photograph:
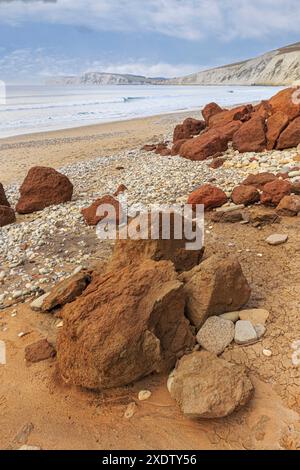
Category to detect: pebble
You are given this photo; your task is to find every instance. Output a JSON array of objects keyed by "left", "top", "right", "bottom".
[
  {"left": 254, "top": 324, "right": 266, "bottom": 339},
  {"left": 235, "top": 320, "right": 258, "bottom": 345},
  {"left": 197, "top": 316, "right": 234, "bottom": 355},
  {"left": 0, "top": 340, "right": 6, "bottom": 365},
  {"left": 266, "top": 234, "right": 288, "bottom": 246},
  {"left": 138, "top": 390, "right": 152, "bottom": 401},
  {"left": 220, "top": 311, "right": 240, "bottom": 323},
  {"left": 30, "top": 293, "right": 50, "bottom": 312}
]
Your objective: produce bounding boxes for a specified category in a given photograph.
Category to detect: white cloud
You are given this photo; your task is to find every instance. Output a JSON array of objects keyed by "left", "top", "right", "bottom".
[{"left": 0, "top": 0, "right": 299, "bottom": 41}]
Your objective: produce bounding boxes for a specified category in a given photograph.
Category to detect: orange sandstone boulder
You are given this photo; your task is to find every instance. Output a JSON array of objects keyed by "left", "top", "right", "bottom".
[
  {"left": 268, "top": 87, "right": 300, "bottom": 121},
  {"left": 0, "top": 205, "right": 16, "bottom": 227},
  {"left": 173, "top": 118, "right": 205, "bottom": 142},
  {"left": 0, "top": 183, "right": 10, "bottom": 207},
  {"left": 180, "top": 129, "right": 228, "bottom": 161},
  {"left": 232, "top": 115, "right": 266, "bottom": 153},
  {"left": 81, "top": 195, "right": 121, "bottom": 226},
  {"left": 266, "top": 111, "right": 289, "bottom": 150},
  {"left": 242, "top": 172, "right": 277, "bottom": 191},
  {"left": 276, "top": 116, "right": 300, "bottom": 150},
  {"left": 202, "top": 102, "right": 223, "bottom": 126},
  {"left": 171, "top": 139, "right": 188, "bottom": 156},
  {"left": 260, "top": 179, "right": 292, "bottom": 206},
  {"left": 209, "top": 104, "right": 253, "bottom": 129},
  {"left": 231, "top": 185, "right": 260, "bottom": 206},
  {"left": 276, "top": 195, "right": 300, "bottom": 216}
]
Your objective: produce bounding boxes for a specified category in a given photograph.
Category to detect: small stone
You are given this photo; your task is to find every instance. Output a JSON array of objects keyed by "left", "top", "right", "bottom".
[
  {"left": 124, "top": 402, "right": 137, "bottom": 419},
  {"left": 0, "top": 340, "right": 6, "bottom": 365},
  {"left": 262, "top": 349, "right": 272, "bottom": 357},
  {"left": 266, "top": 234, "right": 288, "bottom": 246},
  {"left": 239, "top": 309, "right": 269, "bottom": 326},
  {"left": 220, "top": 311, "right": 240, "bottom": 323},
  {"left": 235, "top": 320, "right": 258, "bottom": 345},
  {"left": 196, "top": 316, "right": 234, "bottom": 355},
  {"left": 30, "top": 293, "right": 50, "bottom": 312},
  {"left": 254, "top": 324, "right": 266, "bottom": 339},
  {"left": 25, "top": 339, "right": 56, "bottom": 363},
  {"left": 138, "top": 390, "right": 152, "bottom": 401}
]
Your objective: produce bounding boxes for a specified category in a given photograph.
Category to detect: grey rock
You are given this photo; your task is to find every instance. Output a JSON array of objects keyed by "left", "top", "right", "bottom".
[
  {"left": 266, "top": 234, "right": 288, "bottom": 246},
  {"left": 30, "top": 293, "right": 50, "bottom": 312},
  {"left": 254, "top": 324, "right": 266, "bottom": 339}
]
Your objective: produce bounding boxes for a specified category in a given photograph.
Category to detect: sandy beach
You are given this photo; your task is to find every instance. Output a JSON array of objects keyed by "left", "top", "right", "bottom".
[{"left": 0, "top": 109, "right": 201, "bottom": 186}]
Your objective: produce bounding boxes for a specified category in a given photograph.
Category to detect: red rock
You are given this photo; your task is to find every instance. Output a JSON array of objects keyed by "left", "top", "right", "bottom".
[
  {"left": 218, "top": 121, "right": 242, "bottom": 140},
  {"left": 25, "top": 339, "right": 56, "bottom": 363},
  {"left": 0, "top": 205, "right": 16, "bottom": 227},
  {"left": 209, "top": 104, "right": 253, "bottom": 129},
  {"left": 180, "top": 129, "right": 228, "bottom": 161},
  {"left": 154, "top": 142, "right": 168, "bottom": 154},
  {"left": 291, "top": 182, "right": 300, "bottom": 195},
  {"left": 188, "top": 184, "right": 228, "bottom": 211},
  {"left": 57, "top": 260, "right": 195, "bottom": 390},
  {"left": 253, "top": 100, "right": 273, "bottom": 120},
  {"left": 0, "top": 183, "right": 10, "bottom": 207},
  {"left": 16, "top": 167, "right": 73, "bottom": 214},
  {"left": 266, "top": 112, "right": 289, "bottom": 150},
  {"left": 268, "top": 87, "right": 300, "bottom": 121},
  {"left": 114, "top": 184, "right": 127, "bottom": 196},
  {"left": 276, "top": 195, "right": 300, "bottom": 216},
  {"left": 173, "top": 118, "right": 205, "bottom": 142},
  {"left": 242, "top": 172, "right": 277, "bottom": 191},
  {"left": 231, "top": 185, "right": 260, "bottom": 206},
  {"left": 232, "top": 115, "right": 266, "bottom": 153},
  {"left": 171, "top": 139, "right": 188, "bottom": 156},
  {"left": 202, "top": 102, "right": 223, "bottom": 125},
  {"left": 276, "top": 116, "right": 300, "bottom": 150},
  {"left": 261, "top": 179, "right": 292, "bottom": 206},
  {"left": 142, "top": 144, "right": 157, "bottom": 152},
  {"left": 159, "top": 148, "right": 172, "bottom": 156},
  {"left": 209, "top": 158, "right": 226, "bottom": 169},
  {"left": 81, "top": 195, "right": 121, "bottom": 226}
]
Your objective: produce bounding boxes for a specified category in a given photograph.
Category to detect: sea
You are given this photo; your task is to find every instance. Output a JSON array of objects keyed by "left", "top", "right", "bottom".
[{"left": 0, "top": 84, "right": 284, "bottom": 139}]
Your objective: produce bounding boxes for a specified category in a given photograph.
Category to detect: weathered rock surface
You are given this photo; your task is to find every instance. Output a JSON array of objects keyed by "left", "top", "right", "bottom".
[
  {"left": 209, "top": 105, "right": 253, "bottom": 129},
  {"left": 57, "top": 260, "right": 195, "bottom": 390},
  {"left": 109, "top": 212, "right": 204, "bottom": 273},
  {"left": 25, "top": 339, "right": 56, "bottom": 363},
  {"left": 180, "top": 128, "right": 229, "bottom": 161},
  {"left": 231, "top": 185, "right": 260, "bottom": 206},
  {"left": 196, "top": 316, "right": 235, "bottom": 355},
  {"left": 168, "top": 351, "right": 254, "bottom": 419},
  {"left": 34, "top": 272, "right": 91, "bottom": 312},
  {"left": 0, "top": 205, "right": 16, "bottom": 227},
  {"left": 238, "top": 309, "right": 270, "bottom": 325},
  {"left": 235, "top": 320, "right": 258, "bottom": 345},
  {"left": 261, "top": 179, "right": 292, "bottom": 206},
  {"left": 268, "top": 87, "right": 300, "bottom": 121},
  {"left": 202, "top": 102, "right": 223, "bottom": 126},
  {"left": 179, "top": 255, "right": 251, "bottom": 328},
  {"left": 171, "top": 139, "right": 188, "bottom": 156},
  {"left": 276, "top": 194, "right": 300, "bottom": 216},
  {"left": 0, "top": 183, "right": 10, "bottom": 207},
  {"left": 16, "top": 167, "right": 73, "bottom": 214},
  {"left": 232, "top": 115, "right": 266, "bottom": 153},
  {"left": 81, "top": 195, "right": 121, "bottom": 226},
  {"left": 188, "top": 184, "right": 228, "bottom": 211}
]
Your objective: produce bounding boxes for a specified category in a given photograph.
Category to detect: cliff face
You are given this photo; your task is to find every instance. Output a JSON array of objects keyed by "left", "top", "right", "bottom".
[
  {"left": 47, "top": 72, "right": 166, "bottom": 86},
  {"left": 168, "top": 43, "right": 300, "bottom": 86}
]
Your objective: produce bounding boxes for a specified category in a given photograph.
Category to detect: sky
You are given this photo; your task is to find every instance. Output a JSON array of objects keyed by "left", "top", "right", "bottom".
[{"left": 0, "top": 0, "right": 300, "bottom": 83}]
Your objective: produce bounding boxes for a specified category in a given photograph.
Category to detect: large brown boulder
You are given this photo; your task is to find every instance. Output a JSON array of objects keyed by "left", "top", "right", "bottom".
[
  {"left": 231, "top": 185, "right": 260, "bottom": 206},
  {"left": 253, "top": 100, "right": 273, "bottom": 120},
  {"left": 266, "top": 111, "right": 289, "bottom": 150},
  {"left": 242, "top": 172, "right": 277, "bottom": 191},
  {"left": 168, "top": 351, "right": 254, "bottom": 419},
  {"left": 81, "top": 195, "right": 121, "bottom": 226},
  {"left": 109, "top": 212, "right": 204, "bottom": 273},
  {"left": 188, "top": 184, "right": 227, "bottom": 211},
  {"left": 179, "top": 255, "right": 251, "bottom": 329},
  {"left": 0, "top": 183, "right": 10, "bottom": 207},
  {"left": 0, "top": 205, "right": 16, "bottom": 227},
  {"left": 16, "top": 167, "right": 73, "bottom": 214},
  {"left": 173, "top": 118, "right": 205, "bottom": 142},
  {"left": 276, "top": 195, "right": 300, "bottom": 216},
  {"left": 268, "top": 87, "right": 300, "bottom": 121},
  {"left": 202, "top": 102, "right": 223, "bottom": 126},
  {"left": 209, "top": 104, "right": 253, "bottom": 129},
  {"left": 57, "top": 260, "right": 195, "bottom": 390},
  {"left": 276, "top": 116, "right": 300, "bottom": 150},
  {"left": 261, "top": 179, "right": 292, "bottom": 206},
  {"left": 180, "top": 128, "right": 228, "bottom": 161},
  {"left": 232, "top": 115, "right": 266, "bottom": 153}
]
